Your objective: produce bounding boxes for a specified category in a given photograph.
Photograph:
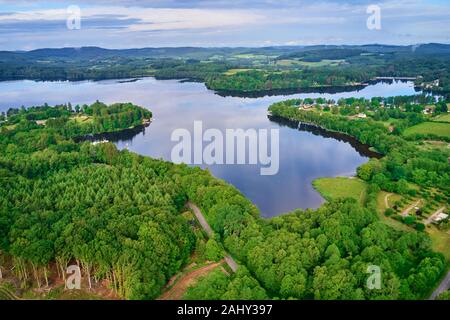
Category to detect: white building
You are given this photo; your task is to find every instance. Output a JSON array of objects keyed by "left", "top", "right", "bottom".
[
  {"left": 433, "top": 212, "right": 448, "bottom": 223},
  {"left": 92, "top": 139, "right": 109, "bottom": 146},
  {"left": 357, "top": 113, "right": 367, "bottom": 119}
]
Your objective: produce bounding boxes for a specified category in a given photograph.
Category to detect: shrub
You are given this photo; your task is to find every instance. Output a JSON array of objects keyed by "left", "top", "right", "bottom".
[
  {"left": 204, "top": 238, "right": 223, "bottom": 262},
  {"left": 403, "top": 216, "right": 416, "bottom": 225},
  {"left": 384, "top": 208, "right": 395, "bottom": 217},
  {"left": 414, "top": 223, "right": 426, "bottom": 232}
]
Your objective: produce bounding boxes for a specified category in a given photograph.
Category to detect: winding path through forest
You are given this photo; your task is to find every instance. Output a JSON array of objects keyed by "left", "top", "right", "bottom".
[{"left": 187, "top": 202, "right": 238, "bottom": 272}]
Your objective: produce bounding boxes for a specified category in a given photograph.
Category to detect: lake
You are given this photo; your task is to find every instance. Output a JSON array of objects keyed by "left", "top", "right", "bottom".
[{"left": 0, "top": 78, "right": 419, "bottom": 217}]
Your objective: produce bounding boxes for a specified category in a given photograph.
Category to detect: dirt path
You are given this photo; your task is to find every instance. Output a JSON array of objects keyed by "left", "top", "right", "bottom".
[
  {"left": 425, "top": 207, "right": 446, "bottom": 225},
  {"left": 400, "top": 200, "right": 421, "bottom": 217},
  {"left": 187, "top": 202, "right": 239, "bottom": 272},
  {"left": 384, "top": 193, "right": 392, "bottom": 208},
  {"left": 429, "top": 271, "right": 450, "bottom": 300},
  {"left": 158, "top": 262, "right": 222, "bottom": 300}
]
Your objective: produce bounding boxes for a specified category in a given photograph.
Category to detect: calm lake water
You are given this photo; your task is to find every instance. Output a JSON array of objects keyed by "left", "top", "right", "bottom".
[{"left": 0, "top": 78, "right": 419, "bottom": 217}]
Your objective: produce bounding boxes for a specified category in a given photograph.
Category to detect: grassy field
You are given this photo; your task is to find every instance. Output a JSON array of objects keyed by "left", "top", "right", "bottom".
[
  {"left": 416, "top": 140, "right": 449, "bottom": 151},
  {"left": 297, "top": 59, "right": 345, "bottom": 67},
  {"left": 233, "top": 54, "right": 269, "bottom": 59},
  {"left": 276, "top": 59, "right": 345, "bottom": 67},
  {"left": 313, "top": 177, "right": 367, "bottom": 204},
  {"left": 433, "top": 113, "right": 450, "bottom": 123},
  {"left": 428, "top": 226, "right": 450, "bottom": 263},
  {"left": 403, "top": 122, "right": 450, "bottom": 139},
  {"left": 71, "top": 115, "right": 93, "bottom": 123},
  {"left": 224, "top": 68, "right": 253, "bottom": 75},
  {"left": 2, "top": 124, "right": 17, "bottom": 130}
]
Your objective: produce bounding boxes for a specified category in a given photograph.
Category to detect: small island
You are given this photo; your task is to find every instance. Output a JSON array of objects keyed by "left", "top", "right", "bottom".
[{"left": 2, "top": 101, "right": 152, "bottom": 138}]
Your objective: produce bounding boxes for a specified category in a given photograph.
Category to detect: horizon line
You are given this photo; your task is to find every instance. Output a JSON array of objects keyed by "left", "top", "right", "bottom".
[{"left": 3, "top": 42, "right": 450, "bottom": 53}]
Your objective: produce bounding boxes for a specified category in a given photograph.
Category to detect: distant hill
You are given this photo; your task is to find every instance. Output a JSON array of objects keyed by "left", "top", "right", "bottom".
[{"left": 2, "top": 43, "right": 448, "bottom": 61}]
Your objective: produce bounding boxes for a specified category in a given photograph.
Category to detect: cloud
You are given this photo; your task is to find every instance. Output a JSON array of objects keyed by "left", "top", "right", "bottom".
[
  {"left": 0, "top": 6, "right": 266, "bottom": 32},
  {"left": 0, "top": 0, "right": 449, "bottom": 49}
]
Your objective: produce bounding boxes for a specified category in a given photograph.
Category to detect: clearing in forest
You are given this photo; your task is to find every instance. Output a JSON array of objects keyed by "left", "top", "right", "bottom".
[{"left": 313, "top": 177, "right": 367, "bottom": 204}]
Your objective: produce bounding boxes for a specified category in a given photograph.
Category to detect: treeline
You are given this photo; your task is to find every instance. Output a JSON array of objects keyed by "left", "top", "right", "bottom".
[
  {"left": 268, "top": 101, "right": 450, "bottom": 197},
  {"left": 153, "top": 60, "right": 230, "bottom": 81},
  {"left": 206, "top": 68, "right": 371, "bottom": 92},
  {"left": 0, "top": 117, "right": 194, "bottom": 298},
  {"left": 279, "top": 48, "right": 365, "bottom": 62},
  {"left": 268, "top": 95, "right": 439, "bottom": 109},
  {"left": 4, "top": 101, "right": 152, "bottom": 138},
  {"left": 5, "top": 104, "right": 73, "bottom": 122},
  {"left": 382, "top": 55, "right": 450, "bottom": 92},
  {"left": 0, "top": 56, "right": 229, "bottom": 83},
  {"left": 0, "top": 63, "right": 154, "bottom": 82}
]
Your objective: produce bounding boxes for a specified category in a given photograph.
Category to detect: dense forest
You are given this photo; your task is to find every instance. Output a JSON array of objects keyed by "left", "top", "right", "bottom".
[
  {"left": 0, "top": 101, "right": 447, "bottom": 300},
  {"left": 205, "top": 68, "right": 371, "bottom": 93}
]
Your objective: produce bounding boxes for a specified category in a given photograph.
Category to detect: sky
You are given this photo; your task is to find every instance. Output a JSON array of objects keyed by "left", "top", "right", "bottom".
[{"left": 0, "top": 0, "right": 449, "bottom": 50}]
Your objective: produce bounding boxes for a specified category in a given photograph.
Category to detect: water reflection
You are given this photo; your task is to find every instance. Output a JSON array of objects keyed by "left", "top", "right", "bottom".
[
  {"left": 0, "top": 78, "right": 419, "bottom": 217},
  {"left": 268, "top": 115, "right": 382, "bottom": 159}
]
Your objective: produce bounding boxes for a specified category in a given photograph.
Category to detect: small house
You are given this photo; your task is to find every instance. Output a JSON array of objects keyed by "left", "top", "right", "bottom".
[
  {"left": 423, "top": 106, "right": 435, "bottom": 114},
  {"left": 92, "top": 139, "right": 109, "bottom": 146},
  {"left": 432, "top": 212, "right": 448, "bottom": 223}
]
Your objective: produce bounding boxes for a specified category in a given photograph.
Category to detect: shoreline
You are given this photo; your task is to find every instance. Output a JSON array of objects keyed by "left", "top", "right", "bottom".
[
  {"left": 0, "top": 76, "right": 425, "bottom": 99},
  {"left": 268, "top": 114, "right": 383, "bottom": 159},
  {"left": 73, "top": 119, "right": 152, "bottom": 143}
]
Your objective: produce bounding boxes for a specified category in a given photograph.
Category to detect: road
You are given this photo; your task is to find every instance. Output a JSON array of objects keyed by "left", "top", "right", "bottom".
[
  {"left": 187, "top": 202, "right": 238, "bottom": 272},
  {"left": 429, "top": 271, "right": 450, "bottom": 300},
  {"left": 187, "top": 201, "right": 214, "bottom": 237}
]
